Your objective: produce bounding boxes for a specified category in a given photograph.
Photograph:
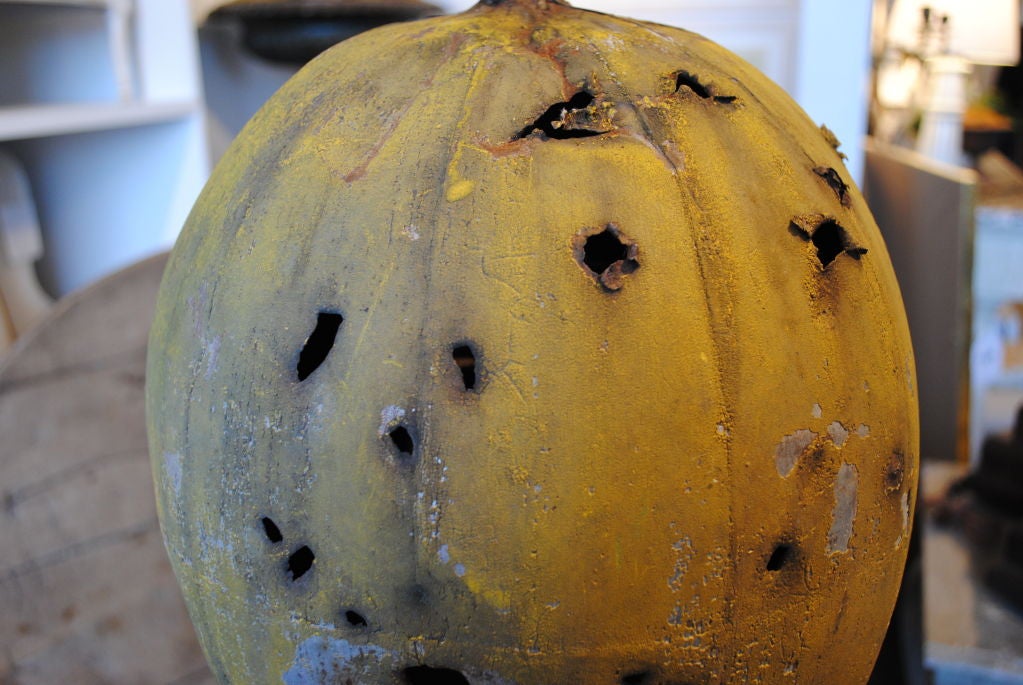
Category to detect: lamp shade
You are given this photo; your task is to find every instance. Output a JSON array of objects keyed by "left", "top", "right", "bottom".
[{"left": 887, "top": 0, "right": 1020, "bottom": 65}]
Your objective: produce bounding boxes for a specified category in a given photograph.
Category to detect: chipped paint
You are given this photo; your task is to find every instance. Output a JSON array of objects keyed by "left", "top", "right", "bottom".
[
  {"left": 827, "top": 421, "right": 849, "bottom": 447},
  {"left": 378, "top": 405, "right": 405, "bottom": 435},
  {"left": 282, "top": 636, "right": 391, "bottom": 684},
  {"left": 668, "top": 537, "right": 695, "bottom": 592},
  {"left": 896, "top": 490, "right": 911, "bottom": 549},
  {"left": 204, "top": 335, "right": 221, "bottom": 380},
  {"left": 775, "top": 429, "right": 817, "bottom": 477},
  {"left": 163, "top": 451, "right": 183, "bottom": 497},
  {"left": 827, "top": 463, "right": 859, "bottom": 553}
]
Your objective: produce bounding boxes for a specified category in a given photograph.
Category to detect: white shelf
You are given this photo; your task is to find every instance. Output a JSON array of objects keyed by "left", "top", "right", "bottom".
[
  {"left": 0, "top": 101, "right": 198, "bottom": 142},
  {"left": 0, "top": 0, "right": 209, "bottom": 296},
  {"left": 0, "top": 1, "right": 112, "bottom": 7}
]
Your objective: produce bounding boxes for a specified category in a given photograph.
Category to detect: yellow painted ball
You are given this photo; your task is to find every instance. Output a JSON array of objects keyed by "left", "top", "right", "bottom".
[{"left": 146, "top": 1, "right": 919, "bottom": 682}]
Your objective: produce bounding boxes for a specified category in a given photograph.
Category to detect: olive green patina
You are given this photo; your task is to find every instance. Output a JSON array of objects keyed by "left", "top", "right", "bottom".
[{"left": 147, "top": 1, "right": 919, "bottom": 682}]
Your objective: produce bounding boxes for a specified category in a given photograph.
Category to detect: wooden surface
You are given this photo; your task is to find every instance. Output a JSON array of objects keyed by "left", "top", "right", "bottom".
[
  {"left": 923, "top": 461, "right": 1023, "bottom": 684},
  {"left": 0, "top": 252, "right": 213, "bottom": 684}
]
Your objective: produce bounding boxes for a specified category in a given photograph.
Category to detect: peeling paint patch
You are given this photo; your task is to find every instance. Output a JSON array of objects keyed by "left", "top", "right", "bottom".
[
  {"left": 827, "top": 421, "right": 849, "bottom": 447},
  {"left": 668, "top": 537, "right": 695, "bottom": 592},
  {"left": 896, "top": 490, "right": 911, "bottom": 549},
  {"left": 775, "top": 429, "right": 817, "bottom": 477},
  {"left": 378, "top": 405, "right": 405, "bottom": 435},
  {"left": 857, "top": 424, "right": 870, "bottom": 438},
  {"left": 827, "top": 463, "right": 858, "bottom": 553},
  {"left": 204, "top": 335, "right": 221, "bottom": 380},
  {"left": 812, "top": 403, "right": 822, "bottom": 419},
  {"left": 164, "top": 452, "right": 183, "bottom": 497},
  {"left": 661, "top": 139, "right": 686, "bottom": 170},
  {"left": 402, "top": 224, "right": 420, "bottom": 240},
  {"left": 282, "top": 636, "right": 391, "bottom": 684},
  {"left": 438, "top": 544, "right": 451, "bottom": 564}
]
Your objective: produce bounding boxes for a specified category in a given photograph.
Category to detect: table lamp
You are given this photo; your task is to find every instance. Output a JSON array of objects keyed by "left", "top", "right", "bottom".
[{"left": 885, "top": 0, "right": 1020, "bottom": 165}]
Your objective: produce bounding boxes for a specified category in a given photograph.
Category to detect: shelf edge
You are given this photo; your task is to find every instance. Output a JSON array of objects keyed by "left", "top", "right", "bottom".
[{"left": 0, "top": 101, "right": 201, "bottom": 142}]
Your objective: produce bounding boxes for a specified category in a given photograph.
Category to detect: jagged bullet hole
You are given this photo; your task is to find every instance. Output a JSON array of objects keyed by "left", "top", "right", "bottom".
[
  {"left": 574, "top": 225, "right": 640, "bottom": 291},
  {"left": 812, "top": 221, "right": 854, "bottom": 267},
  {"left": 621, "top": 670, "right": 653, "bottom": 684},
  {"left": 789, "top": 217, "right": 867, "bottom": 269},
  {"left": 674, "top": 70, "right": 736, "bottom": 103},
  {"left": 814, "top": 166, "right": 851, "bottom": 206},
  {"left": 261, "top": 517, "right": 283, "bottom": 543},
  {"left": 400, "top": 666, "right": 470, "bottom": 685},
  {"left": 584, "top": 229, "right": 627, "bottom": 273},
  {"left": 452, "top": 344, "right": 477, "bottom": 391},
  {"left": 885, "top": 451, "right": 906, "bottom": 492},
  {"left": 287, "top": 545, "right": 315, "bottom": 581},
  {"left": 514, "top": 90, "right": 608, "bottom": 140},
  {"left": 344, "top": 609, "right": 368, "bottom": 627},
  {"left": 296, "top": 311, "right": 344, "bottom": 381},
  {"left": 767, "top": 543, "right": 793, "bottom": 571},
  {"left": 389, "top": 425, "right": 415, "bottom": 458}
]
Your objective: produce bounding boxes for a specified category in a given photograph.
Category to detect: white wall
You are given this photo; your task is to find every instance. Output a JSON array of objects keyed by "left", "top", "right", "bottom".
[{"left": 794, "top": 1, "right": 873, "bottom": 184}]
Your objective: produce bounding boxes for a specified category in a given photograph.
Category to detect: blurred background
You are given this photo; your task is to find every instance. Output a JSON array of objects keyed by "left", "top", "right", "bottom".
[{"left": 2, "top": 0, "right": 1023, "bottom": 682}]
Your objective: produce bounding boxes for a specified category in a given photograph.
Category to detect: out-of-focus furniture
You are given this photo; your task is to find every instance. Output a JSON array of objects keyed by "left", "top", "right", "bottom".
[
  {"left": 0, "top": 0, "right": 209, "bottom": 297},
  {"left": 863, "top": 137, "right": 977, "bottom": 463},
  {"left": 969, "top": 154, "right": 1023, "bottom": 462},
  {"left": 0, "top": 150, "right": 53, "bottom": 355},
  {"left": 923, "top": 461, "right": 1023, "bottom": 684},
  {"left": 865, "top": 139, "right": 1023, "bottom": 683},
  {"left": 0, "top": 252, "right": 213, "bottom": 684}
]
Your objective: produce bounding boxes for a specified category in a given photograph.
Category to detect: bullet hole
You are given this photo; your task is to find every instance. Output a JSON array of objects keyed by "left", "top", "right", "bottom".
[
  {"left": 573, "top": 224, "right": 640, "bottom": 291},
  {"left": 400, "top": 666, "right": 470, "bottom": 685},
  {"left": 261, "top": 517, "right": 283, "bottom": 543},
  {"left": 514, "top": 90, "right": 608, "bottom": 140},
  {"left": 766, "top": 543, "right": 793, "bottom": 571},
  {"left": 287, "top": 545, "right": 315, "bottom": 581},
  {"left": 674, "top": 70, "right": 736, "bottom": 103},
  {"left": 621, "top": 670, "right": 653, "bottom": 684},
  {"left": 583, "top": 230, "right": 627, "bottom": 273},
  {"left": 452, "top": 344, "right": 477, "bottom": 391},
  {"left": 813, "top": 166, "right": 851, "bottom": 207},
  {"left": 789, "top": 216, "right": 867, "bottom": 269},
  {"left": 811, "top": 222, "right": 847, "bottom": 267},
  {"left": 296, "top": 311, "right": 343, "bottom": 381},
  {"left": 344, "top": 609, "right": 368, "bottom": 627},
  {"left": 389, "top": 425, "right": 415, "bottom": 458},
  {"left": 885, "top": 451, "right": 906, "bottom": 492}
]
